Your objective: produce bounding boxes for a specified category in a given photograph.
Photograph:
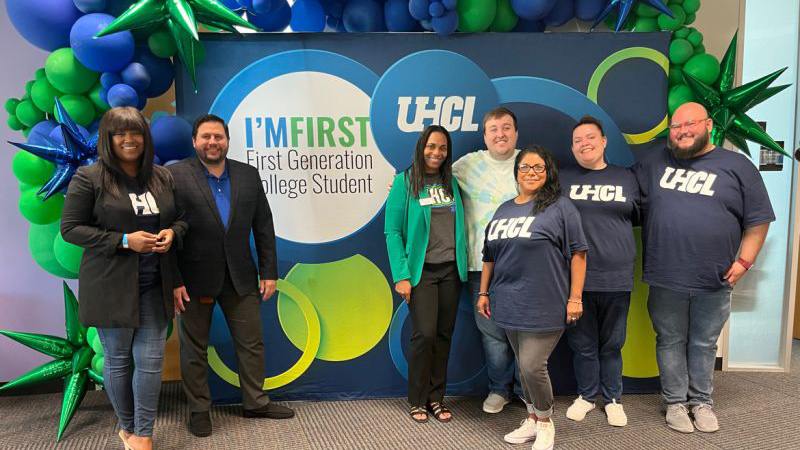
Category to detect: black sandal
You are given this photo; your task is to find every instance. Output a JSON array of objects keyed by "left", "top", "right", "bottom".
[
  {"left": 428, "top": 402, "right": 452, "bottom": 423},
  {"left": 410, "top": 406, "right": 429, "bottom": 423}
]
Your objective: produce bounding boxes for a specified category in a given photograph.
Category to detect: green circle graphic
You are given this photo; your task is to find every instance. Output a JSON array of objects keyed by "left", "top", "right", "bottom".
[
  {"left": 278, "top": 254, "right": 393, "bottom": 362},
  {"left": 621, "top": 227, "right": 659, "bottom": 378}
]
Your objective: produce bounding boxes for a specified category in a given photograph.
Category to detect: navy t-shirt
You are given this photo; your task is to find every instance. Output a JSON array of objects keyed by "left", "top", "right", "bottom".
[
  {"left": 561, "top": 165, "right": 639, "bottom": 292},
  {"left": 634, "top": 147, "right": 775, "bottom": 292},
  {"left": 482, "top": 196, "right": 588, "bottom": 332},
  {"left": 122, "top": 177, "right": 161, "bottom": 291}
]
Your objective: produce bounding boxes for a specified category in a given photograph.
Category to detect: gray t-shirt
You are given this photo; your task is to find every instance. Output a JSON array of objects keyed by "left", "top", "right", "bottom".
[{"left": 424, "top": 175, "right": 456, "bottom": 264}]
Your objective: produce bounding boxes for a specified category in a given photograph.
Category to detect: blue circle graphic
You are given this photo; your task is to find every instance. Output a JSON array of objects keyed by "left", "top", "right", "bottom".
[{"left": 370, "top": 50, "right": 499, "bottom": 171}]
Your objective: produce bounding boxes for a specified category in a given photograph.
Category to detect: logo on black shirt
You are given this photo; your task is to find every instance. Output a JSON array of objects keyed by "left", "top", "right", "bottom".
[
  {"left": 128, "top": 192, "right": 159, "bottom": 216},
  {"left": 486, "top": 217, "right": 535, "bottom": 241},
  {"left": 569, "top": 185, "right": 627, "bottom": 202},
  {"left": 659, "top": 167, "right": 716, "bottom": 196}
]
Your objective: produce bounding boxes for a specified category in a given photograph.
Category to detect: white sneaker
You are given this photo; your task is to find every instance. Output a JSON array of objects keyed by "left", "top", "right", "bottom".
[
  {"left": 482, "top": 393, "right": 510, "bottom": 413},
  {"left": 532, "top": 420, "right": 555, "bottom": 450},
  {"left": 503, "top": 417, "right": 537, "bottom": 444},
  {"left": 565, "top": 396, "right": 595, "bottom": 421},
  {"left": 605, "top": 400, "right": 627, "bottom": 427}
]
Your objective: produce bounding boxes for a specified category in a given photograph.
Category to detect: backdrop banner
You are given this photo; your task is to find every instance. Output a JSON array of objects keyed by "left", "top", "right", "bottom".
[{"left": 176, "top": 32, "right": 669, "bottom": 402}]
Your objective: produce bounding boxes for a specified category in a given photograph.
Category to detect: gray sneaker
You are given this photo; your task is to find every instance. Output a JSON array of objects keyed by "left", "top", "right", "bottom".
[
  {"left": 665, "top": 404, "right": 694, "bottom": 433},
  {"left": 692, "top": 404, "right": 719, "bottom": 432},
  {"left": 482, "top": 393, "right": 510, "bottom": 413}
]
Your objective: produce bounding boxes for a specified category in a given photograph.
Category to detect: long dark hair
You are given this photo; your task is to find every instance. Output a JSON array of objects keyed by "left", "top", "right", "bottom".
[
  {"left": 406, "top": 125, "right": 454, "bottom": 198},
  {"left": 514, "top": 145, "right": 561, "bottom": 213},
  {"left": 96, "top": 107, "right": 171, "bottom": 198}
]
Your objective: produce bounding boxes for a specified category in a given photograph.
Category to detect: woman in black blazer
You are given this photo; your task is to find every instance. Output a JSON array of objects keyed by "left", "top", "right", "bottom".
[{"left": 61, "top": 107, "right": 186, "bottom": 450}]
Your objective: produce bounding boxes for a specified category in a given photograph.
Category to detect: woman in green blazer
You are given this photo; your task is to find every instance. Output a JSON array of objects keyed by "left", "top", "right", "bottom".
[{"left": 385, "top": 125, "right": 468, "bottom": 424}]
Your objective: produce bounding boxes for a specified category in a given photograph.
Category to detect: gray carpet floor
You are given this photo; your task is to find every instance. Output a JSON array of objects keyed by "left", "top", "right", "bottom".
[{"left": 2, "top": 341, "right": 799, "bottom": 450}]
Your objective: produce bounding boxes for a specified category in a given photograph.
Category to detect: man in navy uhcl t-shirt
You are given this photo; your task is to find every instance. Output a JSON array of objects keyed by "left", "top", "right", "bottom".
[{"left": 635, "top": 102, "right": 774, "bottom": 434}]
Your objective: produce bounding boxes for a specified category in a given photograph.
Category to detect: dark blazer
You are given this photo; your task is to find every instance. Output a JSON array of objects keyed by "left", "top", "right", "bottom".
[
  {"left": 168, "top": 157, "right": 277, "bottom": 298},
  {"left": 61, "top": 163, "right": 187, "bottom": 328}
]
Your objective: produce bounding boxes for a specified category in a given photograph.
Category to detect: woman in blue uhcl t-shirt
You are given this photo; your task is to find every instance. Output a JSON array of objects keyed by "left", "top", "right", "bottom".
[
  {"left": 559, "top": 116, "right": 640, "bottom": 428},
  {"left": 478, "top": 146, "right": 587, "bottom": 450},
  {"left": 385, "top": 125, "right": 468, "bottom": 424}
]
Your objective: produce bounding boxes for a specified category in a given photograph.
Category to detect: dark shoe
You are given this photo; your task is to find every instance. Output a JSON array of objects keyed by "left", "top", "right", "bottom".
[
  {"left": 243, "top": 403, "right": 295, "bottom": 419},
  {"left": 189, "top": 411, "right": 212, "bottom": 437},
  {"left": 427, "top": 402, "right": 452, "bottom": 423}
]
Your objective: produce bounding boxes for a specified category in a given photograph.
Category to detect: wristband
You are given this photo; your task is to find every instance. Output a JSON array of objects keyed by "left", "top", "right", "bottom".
[
  {"left": 122, "top": 234, "right": 129, "bottom": 249},
  {"left": 568, "top": 299, "right": 583, "bottom": 304},
  {"left": 736, "top": 257, "right": 753, "bottom": 270},
  {"left": 478, "top": 292, "right": 490, "bottom": 297}
]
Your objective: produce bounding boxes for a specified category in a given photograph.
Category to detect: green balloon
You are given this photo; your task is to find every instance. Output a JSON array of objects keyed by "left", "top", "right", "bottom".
[
  {"left": 682, "top": 0, "right": 700, "bottom": 14},
  {"left": 58, "top": 94, "right": 95, "bottom": 128},
  {"left": 683, "top": 53, "right": 720, "bottom": 85},
  {"left": 12, "top": 150, "right": 54, "bottom": 185},
  {"left": 633, "top": 17, "right": 659, "bottom": 32},
  {"left": 0, "top": 358, "right": 72, "bottom": 391},
  {"left": 54, "top": 232, "right": 84, "bottom": 274},
  {"left": 685, "top": 12, "right": 696, "bottom": 24},
  {"left": 457, "top": 0, "right": 497, "bottom": 32},
  {"left": 25, "top": 80, "right": 36, "bottom": 97},
  {"left": 29, "top": 221, "right": 79, "bottom": 279},
  {"left": 57, "top": 370, "right": 89, "bottom": 441},
  {"left": 63, "top": 282, "right": 86, "bottom": 348},
  {"left": 89, "top": 83, "right": 110, "bottom": 113},
  {"left": 91, "top": 334, "right": 104, "bottom": 356},
  {"left": 635, "top": 3, "right": 660, "bottom": 17},
  {"left": 490, "top": 0, "right": 518, "bottom": 32},
  {"left": 0, "top": 331, "right": 74, "bottom": 359},
  {"left": 148, "top": 29, "right": 177, "bottom": 58},
  {"left": 657, "top": 5, "right": 686, "bottom": 31},
  {"left": 7, "top": 114, "right": 24, "bottom": 131},
  {"left": 45, "top": 48, "right": 99, "bottom": 95},
  {"left": 71, "top": 346, "right": 93, "bottom": 374},
  {"left": 19, "top": 190, "right": 64, "bottom": 225},
  {"left": 668, "top": 64, "right": 684, "bottom": 85},
  {"left": 35, "top": 68, "right": 47, "bottom": 80},
  {"left": 15, "top": 100, "right": 45, "bottom": 128},
  {"left": 86, "top": 327, "right": 98, "bottom": 347},
  {"left": 668, "top": 0, "right": 684, "bottom": 4},
  {"left": 687, "top": 30, "right": 703, "bottom": 47},
  {"left": 88, "top": 367, "right": 104, "bottom": 386},
  {"left": 91, "top": 354, "right": 105, "bottom": 374},
  {"left": 5, "top": 97, "right": 20, "bottom": 114},
  {"left": 22, "top": 127, "right": 31, "bottom": 138},
  {"left": 668, "top": 83, "right": 696, "bottom": 115},
  {"left": 31, "top": 78, "right": 63, "bottom": 115},
  {"left": 673, "top": 26, "right": 690, "bottom": 39},
  {"left": 693, "top": 43, "right": 705, "bottom": 55},
  {"left": 669, "top": 38, "right": 694, "bottom": 65}
]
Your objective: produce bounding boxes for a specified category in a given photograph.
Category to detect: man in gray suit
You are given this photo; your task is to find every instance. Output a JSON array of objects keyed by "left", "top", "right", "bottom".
[{"left": 169, "top": 114, "right": 294, "bottom": 438}]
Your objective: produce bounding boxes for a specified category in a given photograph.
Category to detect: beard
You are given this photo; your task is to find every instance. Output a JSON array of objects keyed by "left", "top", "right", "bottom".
[
  {"left": 196, "top": 144, "right": 228, "bottom": 164},
  {"left": 668, "top": 128, "right": 710, "bottom": 160}
]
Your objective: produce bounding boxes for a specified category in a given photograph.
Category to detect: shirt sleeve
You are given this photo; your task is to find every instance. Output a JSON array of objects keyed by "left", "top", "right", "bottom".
[
  {"left": 481, "top": 221, "right": 495, "bottom": 263},
  {"left": 626, "top": 167, "right": 643, "bottom": 227},
  {"left": 740, "top": 163, "right": 776, "bottom": 227},
  {"left": 561, "top": 200, "right": 589, "bottom": 259}
]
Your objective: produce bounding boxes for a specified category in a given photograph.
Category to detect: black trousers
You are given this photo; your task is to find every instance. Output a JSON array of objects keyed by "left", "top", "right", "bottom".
[{"left": 407, "top": 261, "right": 461, "bottom": 407}]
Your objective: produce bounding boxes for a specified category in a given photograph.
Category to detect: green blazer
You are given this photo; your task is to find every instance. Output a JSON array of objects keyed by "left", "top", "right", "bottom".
[{"left": 384, "top": 172, "right": 468, "bottom": 287}]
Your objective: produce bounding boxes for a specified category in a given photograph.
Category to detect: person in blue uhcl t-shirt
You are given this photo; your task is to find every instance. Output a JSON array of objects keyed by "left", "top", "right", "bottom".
[
  {"left": 635, "top": 102, "right": 774, "bottom": 434},
  {"left": 560, "top": 116, "right": 640, "bottom": 428},
  {"left": 478, "top": 146, "right": 588, "bottom": 450}
]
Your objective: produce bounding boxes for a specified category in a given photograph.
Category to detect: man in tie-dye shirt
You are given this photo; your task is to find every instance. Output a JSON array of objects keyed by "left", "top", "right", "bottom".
[{"left": 452, "top": 107, "right": 521, "bottom": 414}]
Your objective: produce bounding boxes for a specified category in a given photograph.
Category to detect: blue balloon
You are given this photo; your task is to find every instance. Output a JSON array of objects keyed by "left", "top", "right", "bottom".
[
  {"left": 247, "top": 0, "right": 291, "bottom": 31},
  {"left": 99, "top": 87, "right": 109, "bottom": 105},
  {"left": 153, "top": 155, "right": 162, "bottom": 166},
  {"left": 408, "top": 0, "right": 430, "bottom": 20},
  {"left": 163, "top": 159, "right": 181, "bottom": 166},
  {"left": 6, "top": 0, "right": 83, "bottom": 51},
  {"left": 510, "top": 0, "right": 557, "bottom": 20},
  {"left": 28, "top": 120, "right": 59, "bottom": 146},
  {"left": 48, "top": 124, "right": 90, "bottom": 144},
  {"left": 107, "top": 83, "right": 139, "bottom": 108},
  {"left": 150, "top": 116, "right": 194, "bottom": 162},
  {"left": 100, "top": 72, "right": 122, "bottom": 89},
  {"left": 70, "top": 13, "right": 135, "bottom": 73},
  {"left": 323, "top": 1, "right": 345, "bottom": 18},
  {"left": 324, "top": 15, "right": 348, "bottom": 32},
  {"left": 419, "top": 18, "right": 433, "bottom": 31},
  {"left": 105, "top": 0, "right": 138, "bottom": 16},
  {"left": 513, "top": 18, "right": 546, "bottom": 31},
  {"left": 251, "top": 0, "right": 271, "bottom": 14},
  {"left": 136, "top": 95, "right": 147, "bottom": 111},
  {"left": 134, "top": 48, "right": 175, "bottom": 99},
  {"left": 385, "top": 0, "right": 420, "bottom": 30},
  {"left": 343, "top": 0, "right": 385, "bottom": 32},
  {"left": 441, "top": 0, "right": 456, "bottom": 10},
  {"left": 429, "top": 1, "right": 444, "bottom": 18},
  {"left": 291, "top": 0, "right": 326, "bottom": 31},
  {"left": 217, "top": 0, "right": 241, "bottom": 9},
  {"left": 121, "top": 62, "right": 151, "bottom": 92},
  {"left": 431, "top": 9, "right": 458, "bottom": 34},
  {"left": 73, "top": 0, "right": 107, "bottom": 13},
  {"left": 88, "top": 119, "right": 101, "bottom": 135},
  {"left": 543, "top": 0, "right": 574, "bottom": 26},
  {"left": 574, "top": 0, "right": 605, "bottom": 21},
  {"left": 237, "top": 0, "right": 254, "bottom": 7}
]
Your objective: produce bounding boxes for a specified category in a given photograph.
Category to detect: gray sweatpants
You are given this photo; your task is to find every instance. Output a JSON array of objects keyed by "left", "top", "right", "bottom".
[{"left": 506, "top": 328, "right": 564, "bottom": 418}]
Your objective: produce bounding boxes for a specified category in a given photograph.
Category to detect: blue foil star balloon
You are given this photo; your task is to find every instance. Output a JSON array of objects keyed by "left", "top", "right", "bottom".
[
  {"left": 592, "top": 0, "right": 674, "bottom": 32},
  {"left": 8, "top": 98, "right": 98, "bottom": 200}
]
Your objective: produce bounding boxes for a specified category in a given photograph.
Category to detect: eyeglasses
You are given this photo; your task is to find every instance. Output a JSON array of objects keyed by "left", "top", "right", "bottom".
[
  {"left": 518, "top": 164, "right": 546, "bottom": 173},
  {"left": 668, "top": 117, "right": 709, "bottom": 131}
]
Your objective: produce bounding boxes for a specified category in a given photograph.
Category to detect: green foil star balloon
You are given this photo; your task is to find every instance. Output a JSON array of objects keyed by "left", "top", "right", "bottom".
[
  {"left": 0, "top": 283, "right": 101, "bottom": 441},
  {"left": 95, "top": 0, "right": 259, "bottom": 89},
  {"left": 683, "top": 32, "right": 791, "bottom": 157}
]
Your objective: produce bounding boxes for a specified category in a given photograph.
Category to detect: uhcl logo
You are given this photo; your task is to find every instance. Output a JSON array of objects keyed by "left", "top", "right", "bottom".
[
  {"left": 396, "top": 96, "right": 479, "bottom": 132},
  {"left": 659, "top": 167, "right": 717, "bottom": 196},
  {"left": 569, "top": 185, "right": 627, "bottom": 202}
]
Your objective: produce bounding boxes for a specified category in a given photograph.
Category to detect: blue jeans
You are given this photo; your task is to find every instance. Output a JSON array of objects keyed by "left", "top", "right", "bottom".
[
  {"left": 468, "top": 271, "right": 522, "bottom": 399},
  {"left": 97, "top": 285, "right": 167, "bottom": 437},
  {"left": 565, "top": 291, "right": 630, "bottom": 404},
  {"left": 647, "top": 285, "right": 731, "bottom": 407}
]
